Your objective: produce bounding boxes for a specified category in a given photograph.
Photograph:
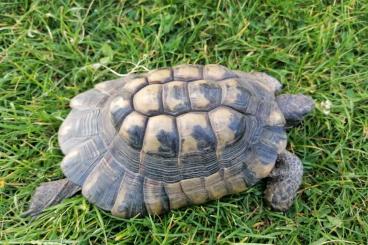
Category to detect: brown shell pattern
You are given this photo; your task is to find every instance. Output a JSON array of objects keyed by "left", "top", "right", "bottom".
[{"left": 58, "top": 64, "right": 287, "bottom": 218}]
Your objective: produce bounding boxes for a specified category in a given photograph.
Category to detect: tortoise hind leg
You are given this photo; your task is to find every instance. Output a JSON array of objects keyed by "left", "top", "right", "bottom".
[
  {"left": 22, "top": 178, "right": 81, "bottom": 217},
  {"left": 264, "top": 150, "right": 303, "bottom": 211}
]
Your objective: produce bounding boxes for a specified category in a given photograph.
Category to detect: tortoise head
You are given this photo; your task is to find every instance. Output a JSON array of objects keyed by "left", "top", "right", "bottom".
[{"left": 276, "top": 94, "right": 315, "bottom": 126}]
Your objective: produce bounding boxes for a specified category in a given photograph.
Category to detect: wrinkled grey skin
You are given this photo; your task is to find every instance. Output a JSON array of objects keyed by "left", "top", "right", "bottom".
[
  {"left": 265, "top": 150, "right": 304, "bottom": 211},
  {"left": 277, "top": 94, "right": 315, "bottom": 127}
]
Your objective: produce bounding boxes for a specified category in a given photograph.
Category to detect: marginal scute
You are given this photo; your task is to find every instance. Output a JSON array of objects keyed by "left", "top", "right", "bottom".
[
  {"left": 111, "top": 172, "right": 146, "bottom": 218},
  {"left": 180, "top": 178, "right": 208, "bottom": 205},
  {"left": 133, "top": 84, "right": 163, "bottom": 116},
  {"left": 58, "top": 109, "right": 102, "bottom": 154},
  {"left": 173, "top": 64, "right": 203, "bottom": 81},
  {"left": 188, "top": 80, "right": 221, "bottom": 110},
  {"left": 143, "top": 178, "right": 169, "bottom": 215},
  {"left": 223, "top": 165, "right": 247, "bottom": 193},
  {"left": 164, "top": 182, "right": 189, "bottom": 209},
  {"left": 70, "top": 89, "right": 108, "bottom": 110},
  {"left": 146, "top": 68, "right": 173, "bottom": 84},
  {"left": 204, "top": 171, "right": 228, "bottom": 200},
  {"left": 61, "top": 136, "right": 106, "bottom": 186},
  {"left": 82, "top": 154, "right": 124, "bottom": 210},
  {"left": 203, "top": 64, "right": 236, "bottom": 81},
  {"left": 95, "top": 77, "right": 130, "bottom": 95},
  {"left": 245, "top": 149, "right": 276, "bottom": 181},
  {"left": 123, "top": 77, "right": 148, "bottom": 94},
  {"left": 246, "top": 72, "right": 282, "bottom": 93}
]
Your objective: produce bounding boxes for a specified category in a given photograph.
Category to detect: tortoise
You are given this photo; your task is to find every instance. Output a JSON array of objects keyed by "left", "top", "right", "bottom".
[{"left": 23, "top": 64, "right": 314, "bottom": 218}]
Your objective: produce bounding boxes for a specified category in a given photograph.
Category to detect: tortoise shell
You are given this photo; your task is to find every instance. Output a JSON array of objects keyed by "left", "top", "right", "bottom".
[{"left": 58, "top": 64, "right": 287, "bottom": 218}]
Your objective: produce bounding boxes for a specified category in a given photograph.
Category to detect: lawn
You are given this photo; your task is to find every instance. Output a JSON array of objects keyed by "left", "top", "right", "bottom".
[{"left": 1, "top": 0, "right": 367, "bottom": 244}]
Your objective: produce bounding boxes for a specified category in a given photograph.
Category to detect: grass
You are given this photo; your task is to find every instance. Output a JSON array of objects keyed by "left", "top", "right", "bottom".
[{"left": 1, "top": 0, "right": 367, "bottom": 244}]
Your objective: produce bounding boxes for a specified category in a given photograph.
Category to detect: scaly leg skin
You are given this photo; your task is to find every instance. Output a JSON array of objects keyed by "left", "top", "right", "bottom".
[
  {"left": 264, "top": 150, "right": 303, "bottom": 211},
  {"left": 22, "top": 178, "right": 81, "bottom": 217}
]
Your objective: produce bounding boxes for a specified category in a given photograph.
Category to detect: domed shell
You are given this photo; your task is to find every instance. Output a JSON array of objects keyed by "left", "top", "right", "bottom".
[{"left": 58, "top": 64, "right": 287, "bottom": 217}]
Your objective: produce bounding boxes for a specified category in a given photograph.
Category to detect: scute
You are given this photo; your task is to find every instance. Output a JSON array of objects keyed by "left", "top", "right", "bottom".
[
  {"left": 177, "top": 112, "right": 216, "bottom": 154},
  {"left": 209, "top": 106, "right": 245, "bottom": 152},
  {"left": 142, "top": 115, "right": 178, "bottom": 156},
  {"left": 119, "top": 111, "right": 147, "bottom": 149},
  {"left": 220, "top": 79, "right": 252, "bottom": 113},
  {"left": 82, "top": 153, "right": 124, "bottom": 210},
  {"left": 203, "top": 64, "right": 236, "bottom": 81},
  {"left": 123, "top": 77, "right": 148, "bottom": 94},
  {"left": 109, "top": 95, "right": 132, "bottom": 127},
  {"left": 173, "top": 64, "right": 203, "bottom": 81},
  {"left": 133, "top": 84, "right": 163, "bottom": 116},
  {"left": 59, "top": 64, "right": 288, "bottom": 218},
  {"left": 147, "top": 68, "right": 172, "bottom": 84},
  {"left": 188, "top": 80, "right": 221, "bottom": 110},
  {"left": 162, "top": 81, "right": 191, "bottom": 115}
]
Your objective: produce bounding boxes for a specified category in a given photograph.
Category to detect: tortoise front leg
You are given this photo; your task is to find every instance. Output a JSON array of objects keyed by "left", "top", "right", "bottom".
[
  {"left": 264, "top": 150, "right": 303, "bottom": 211},
  {"left": 22, "top": 178, "right": 81, "bottom": 217}
]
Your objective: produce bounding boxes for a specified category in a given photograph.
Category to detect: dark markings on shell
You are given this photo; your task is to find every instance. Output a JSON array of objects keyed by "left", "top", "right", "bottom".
[
  {"left": 131, "top": 77, "right": 259, "bottom": 117},
  {"left": 160, "top": 182, "right": 171, "bottom": 211},
  {"left": 127, "top": 125, "right": 146, "bottom": 149},
  {"left": 156, "top": 129, "right": 179, "bottom": 157},
  {"left": 235, "top": 86, "right": 250, "bottom": 107},
  {"left": 172, "top": 84, "right": 183, "bottom": 99},
  {"left": 199, "top": 82, "right": 221, "bottom": 106},
  {"left": 190, "top": 125, "right": 216, "bottom": 152},
  {"left": 162, "top": 81, "right": 191, "bottom": 115},
  {"left": 228, "top": 113, "right": 246, "bottom": 143},
  {"left": 178, "top": 116, "right": 219, "bottom": 179},
  {"left": 228, "top": 84, "right": 251, "bottom": 111},
  {"left": 254, "top": 142, "right": 278, "bottom": 165},
  {"left": 158, "top": 84, "right": 164, "bottom": 113},
  {"left": 59, "top": 64, "right": 288, "bottom": 217},
  {"left": 109, "top": 95, "right": 132, "bottom": 128},
  {"left": 119, "top": 111, "right": 148, "bottom": 150}
]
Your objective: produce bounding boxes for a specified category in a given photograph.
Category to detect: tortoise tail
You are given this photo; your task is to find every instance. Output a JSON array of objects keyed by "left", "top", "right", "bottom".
[{"left": 22, "top": 178, "right": 81, "bottom": 217}]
